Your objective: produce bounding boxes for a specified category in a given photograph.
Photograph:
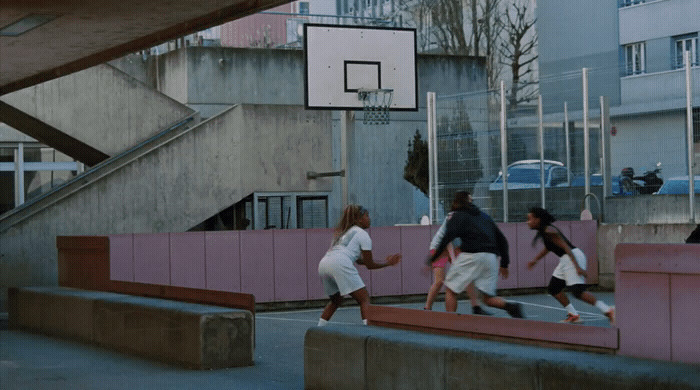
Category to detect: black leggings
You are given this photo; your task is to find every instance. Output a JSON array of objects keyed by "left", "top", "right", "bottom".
[{"left": 547, "top": 276, "right": 587, "bottom": 299}]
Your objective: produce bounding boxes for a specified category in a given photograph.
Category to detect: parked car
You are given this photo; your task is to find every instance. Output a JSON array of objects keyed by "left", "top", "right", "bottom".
[
  {"left": 489, "top": 160, "right": 568, "bottom": 191},
  {"left": 654, "top": 176, "right": 700, "bottom": 195},
  {"left": 571, "top": 174, "right": 629, "bottom": 195}
]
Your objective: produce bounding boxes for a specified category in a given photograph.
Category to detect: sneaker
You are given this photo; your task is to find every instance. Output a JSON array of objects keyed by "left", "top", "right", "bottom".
[
  {"left": 472, "top": 306, "right": 492, "bottom": 316},
  {"left": 604, "top": 307, "right": 615, "bottom": 325},
  {"left": 560, "top": 313, "right": 583, "bottom": 324},
  {"left": 505, "top": 302, "right": 524, "bottom": 318}
]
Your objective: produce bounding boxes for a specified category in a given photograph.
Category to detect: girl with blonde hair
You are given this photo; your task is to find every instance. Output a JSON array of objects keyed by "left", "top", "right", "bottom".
[{"left": 317, "top": 204, "right": 401, "bottom": 326}]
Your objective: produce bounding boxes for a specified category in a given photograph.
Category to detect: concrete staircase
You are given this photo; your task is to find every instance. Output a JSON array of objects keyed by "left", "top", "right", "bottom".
[{"left": 0, "top": 64, "right": 198, "bottom": 164}]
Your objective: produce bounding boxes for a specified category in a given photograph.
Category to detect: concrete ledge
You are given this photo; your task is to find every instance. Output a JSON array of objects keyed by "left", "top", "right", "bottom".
[
  {"left": 8, "top": 286, "right": 253, "bottom": 369},
  {"left": 304, "top": 325, "right": 700, "bottom": 390},
  {"left": 367, "top": 305, "right": 618, "bottom": 353}
]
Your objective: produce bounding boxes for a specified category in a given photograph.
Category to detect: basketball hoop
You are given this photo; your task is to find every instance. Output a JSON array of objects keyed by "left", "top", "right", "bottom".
[{"left": 358, "top": 88, "right": 393, "bottom": 125}]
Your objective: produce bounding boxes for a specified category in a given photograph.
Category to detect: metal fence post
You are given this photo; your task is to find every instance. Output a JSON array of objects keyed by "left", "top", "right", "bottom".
[
  {"left": 427, "top": 92, "right": 438, "bottom": 224},
  {"left": 600, "top": 96, "right": 611, "bottom": 220},
  {"left": 685, "top": 51, "right": 695, "bottom": 223},
  {"left": 565, "top": 102, "right": 571, "bottom": 186},
  {"left": 582, "top": 68, "right": 590, "bottom": 211},
  {"left": 538, "top": 95, "right": 545, "bottom": 208},
  {"left": 500, "top": 81, "right": 508, "bottom": 222}
]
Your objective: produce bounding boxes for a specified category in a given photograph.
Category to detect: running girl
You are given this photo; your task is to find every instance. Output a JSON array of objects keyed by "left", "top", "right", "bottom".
[{"left": 526, "top": 207, "right": 615, "bottom": 324}]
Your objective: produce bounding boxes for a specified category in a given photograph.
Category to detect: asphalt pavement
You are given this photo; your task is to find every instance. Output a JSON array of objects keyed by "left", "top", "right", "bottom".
[{"left": 0, "top": 292, "right": 615, "bottom": 390}]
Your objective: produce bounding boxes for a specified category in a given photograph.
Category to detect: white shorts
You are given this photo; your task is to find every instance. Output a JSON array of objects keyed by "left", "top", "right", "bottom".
[
  {"left": 552, "top": 247, "right": 587, "bottom": 286},
  {"left": 444, "top": 252, "right": 499, "bottom": 297},
  {"left": 318, "top": 253, "right": 365, "bottom": 297}
]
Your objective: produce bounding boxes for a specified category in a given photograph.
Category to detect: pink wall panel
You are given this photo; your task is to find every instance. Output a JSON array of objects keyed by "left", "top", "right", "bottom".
[
  {"left": 496, "top": 223, "right": 518, "bottom": 289},
  {"left": 399, "top": 226, "right": 433, "bottom": 295},
  {"left": 516, "top": 223, "right": 546, "bottom": 288},
  {"left": 133, "top": 233, "right": 170, "bottom": 285},
  {"left": 569, "top": 220, "right": 598, "bottom": 284},
  {"left": 305, "top": 228, "right": 334, "bottom": 300},
  {"left": 109, "top": 234, "right": 133, "bottom": 282},
  {"left": 617, "top": 272, "right": 671, "bottom": 361},
  {"left": 273, "top": 230, "right": 309, "bottom": 301},
  {"left": 169, "top": 232, "right": 206, "bottom": 289},
  {"left": 204, "top": 231, "right": 241, "bottom": 293},
  {"left": 368, "top": 226, "right": 403, "bottom": 296},
  {"left": 670, "top": 274, "right": 700, "bottom": 364},
  {"left": 239, "top": 231, "right": 275, "bottom": 302}
]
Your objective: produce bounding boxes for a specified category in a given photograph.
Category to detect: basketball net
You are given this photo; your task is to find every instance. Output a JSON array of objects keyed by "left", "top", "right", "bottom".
[{"left": 358, "top": 88, "right": 393, "bottom": 125}]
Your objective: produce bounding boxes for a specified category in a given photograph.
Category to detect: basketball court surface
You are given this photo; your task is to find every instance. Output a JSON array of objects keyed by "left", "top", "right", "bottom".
[{"left": 0, "top": 292, "right": 614, "bottom": 390}]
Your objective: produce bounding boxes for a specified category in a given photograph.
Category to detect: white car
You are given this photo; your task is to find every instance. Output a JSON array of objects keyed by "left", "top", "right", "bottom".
[{"left": 489, "top": 160, "right": 569, "bottom": 191}]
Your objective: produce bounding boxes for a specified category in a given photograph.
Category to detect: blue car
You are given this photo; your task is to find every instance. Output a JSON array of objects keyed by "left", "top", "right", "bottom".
[{"left": 655, "top": 176, "right": 700, "bottom": 195}]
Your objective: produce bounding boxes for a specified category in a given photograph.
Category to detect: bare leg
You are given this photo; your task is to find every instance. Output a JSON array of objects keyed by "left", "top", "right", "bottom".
[
  {"left": 552, "top": 291, "right": 571, "bottom": 307},
  {"left": 349, "top": 287, "right": 371, "bottom": 320},
  {"left": 483, "top": 295, "right": 524, "bottom": 318},
  {"left": 424, "top": 267, "right": 445, "bottom": 310},
  {"left": 483, "top": 295, "right": 507, "bottom": 309},
  {"left": 578, "top": 291, "right": 597, "bottom": 306},
  {"left": 320, "top": 293, "right": 343, "bottom": 321},
  {"left": 466, "top": 282, "right": 480, "bottom": 307},
  {"left": 445, "top": 288, "right": 458, "bottom": 312}
]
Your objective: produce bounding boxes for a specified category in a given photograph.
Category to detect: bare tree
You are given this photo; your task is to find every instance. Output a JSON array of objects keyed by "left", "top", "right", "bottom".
[
  {"left": 392, "top": 0, "right": 505, "bottom": 88},
  {"left": 479, "top": 0, "right": 504, "bottom": 89},
  {"left": 431, "top": 0, "right": 469, "bottom": 54},
  {"left": 500, "top": 0, "right": 538, "bottom": 108}
]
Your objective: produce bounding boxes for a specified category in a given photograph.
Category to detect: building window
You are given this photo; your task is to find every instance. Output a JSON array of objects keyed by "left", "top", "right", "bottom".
[
  {"left": 297, "top": 196, "right": 328, "bottom": 228},
  {"left": 694, "top": 107, "right": 700, "bottom": 144},
  {"left": 619, "top": 0, "right": 646, "bottom": 7},
  {"left": 624, "top": 42, "right": 645, "bottom": 75},
  {"left": 298, "top": 1, "right": 309, "bottom": 15},
  {"left": 675, "top": 36, "right": 699, "bottom": 69},
  {"left": 257, "top": 195, "right": 292, "bottom": 229}
]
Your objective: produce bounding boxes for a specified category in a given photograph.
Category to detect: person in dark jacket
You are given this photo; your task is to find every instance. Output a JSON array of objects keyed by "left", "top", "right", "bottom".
[{"left": 427, "top": 191, "right": 523, "bottom": 317}]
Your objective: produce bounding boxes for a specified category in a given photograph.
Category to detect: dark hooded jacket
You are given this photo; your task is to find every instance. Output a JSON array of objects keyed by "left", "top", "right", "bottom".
[{"left": 428, "top": 203, "right": 510, "bottom": 268}]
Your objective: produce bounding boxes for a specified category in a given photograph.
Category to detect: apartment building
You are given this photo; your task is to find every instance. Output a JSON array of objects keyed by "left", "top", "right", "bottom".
[{"left": 538, "top": 0, "right": 700, "bottom": 178}]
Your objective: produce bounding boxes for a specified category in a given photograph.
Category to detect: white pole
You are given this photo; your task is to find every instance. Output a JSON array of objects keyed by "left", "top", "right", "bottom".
[
  {"left": 15, "top": 143, "right": 25, "bottom": 206},
  {"left": 340, "top": 110, "right": 350, "bottom": 208},
  {"left": 565, "top": 102, "right": 571, "bottom": 186},
  {"left": 538, "top": 95, "right": 545, "bottom": 208},
  {"left": 583, "top": 68, "right": 590, "bottom": 210},
  {"left": 427, "top": 92, "right": 438, "bottom": 223},
  {"left": 600, "top": 96, "right": 612, "bottom": 216},
  {"left": 685, "top": 51, "right": 695, "bottom": 223},
  {"left": 500, "top": 81, "right": 508, "bottom": 222}
]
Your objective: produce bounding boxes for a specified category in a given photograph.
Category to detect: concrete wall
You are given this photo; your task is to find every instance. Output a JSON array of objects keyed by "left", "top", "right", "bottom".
[
  {"left": 618, "top": 0, "right": 700, "bottom": 45},
  {"left": 605, "top": 195, "right": 700, "bottom": 224},
  {"left": 537, "top": 0, "right": 621, "bottom": 110},
  {"left": 596, "top": 222, "right": 697, "bottom": 289},
  {"left": 0, "top": 64, "right": 195, "bottom": 158},
  {"left": 609, "top": 111, "right": 689, "bottom": 178},
  {"left": 0, "top": 104, "right": 332, "bottom": 312},
  {"left": 305, "top": 325, "right": 700, "bottom": 390},
  {"left": 111, "top": 48, "right": 487, "bottom": 226},
  {"left": 620, "top": 68, "right": 700, "bottom": 107}
]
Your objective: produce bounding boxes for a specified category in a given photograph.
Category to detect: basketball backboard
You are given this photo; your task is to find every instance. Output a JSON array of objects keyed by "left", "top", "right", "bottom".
[{"left": 303, "top": 24, "right": 418, "bottom": 111}]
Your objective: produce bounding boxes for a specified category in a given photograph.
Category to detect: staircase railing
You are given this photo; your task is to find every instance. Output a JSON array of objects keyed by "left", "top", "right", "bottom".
[{"left": 0, "top": 112, "right": 200, "bottom": 232}]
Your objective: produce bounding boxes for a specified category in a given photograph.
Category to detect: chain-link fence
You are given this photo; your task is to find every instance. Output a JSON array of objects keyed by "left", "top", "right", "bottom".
[{"left": 430, "top": 59, "right": 699, "bottom": 223}]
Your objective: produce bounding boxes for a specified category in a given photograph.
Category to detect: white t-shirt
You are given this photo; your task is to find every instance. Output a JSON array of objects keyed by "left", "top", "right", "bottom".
[{"left": 326, "top": 226, "right": 372, "bottom": 263}]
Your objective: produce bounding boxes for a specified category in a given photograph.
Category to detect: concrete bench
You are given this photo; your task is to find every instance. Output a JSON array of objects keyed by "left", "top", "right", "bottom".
[
  {"left": 304, "top": 325, "right": 700, "bottom": 390},
  {"left": 8, "top": 286, "right": 253, "bottom": 369}
]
